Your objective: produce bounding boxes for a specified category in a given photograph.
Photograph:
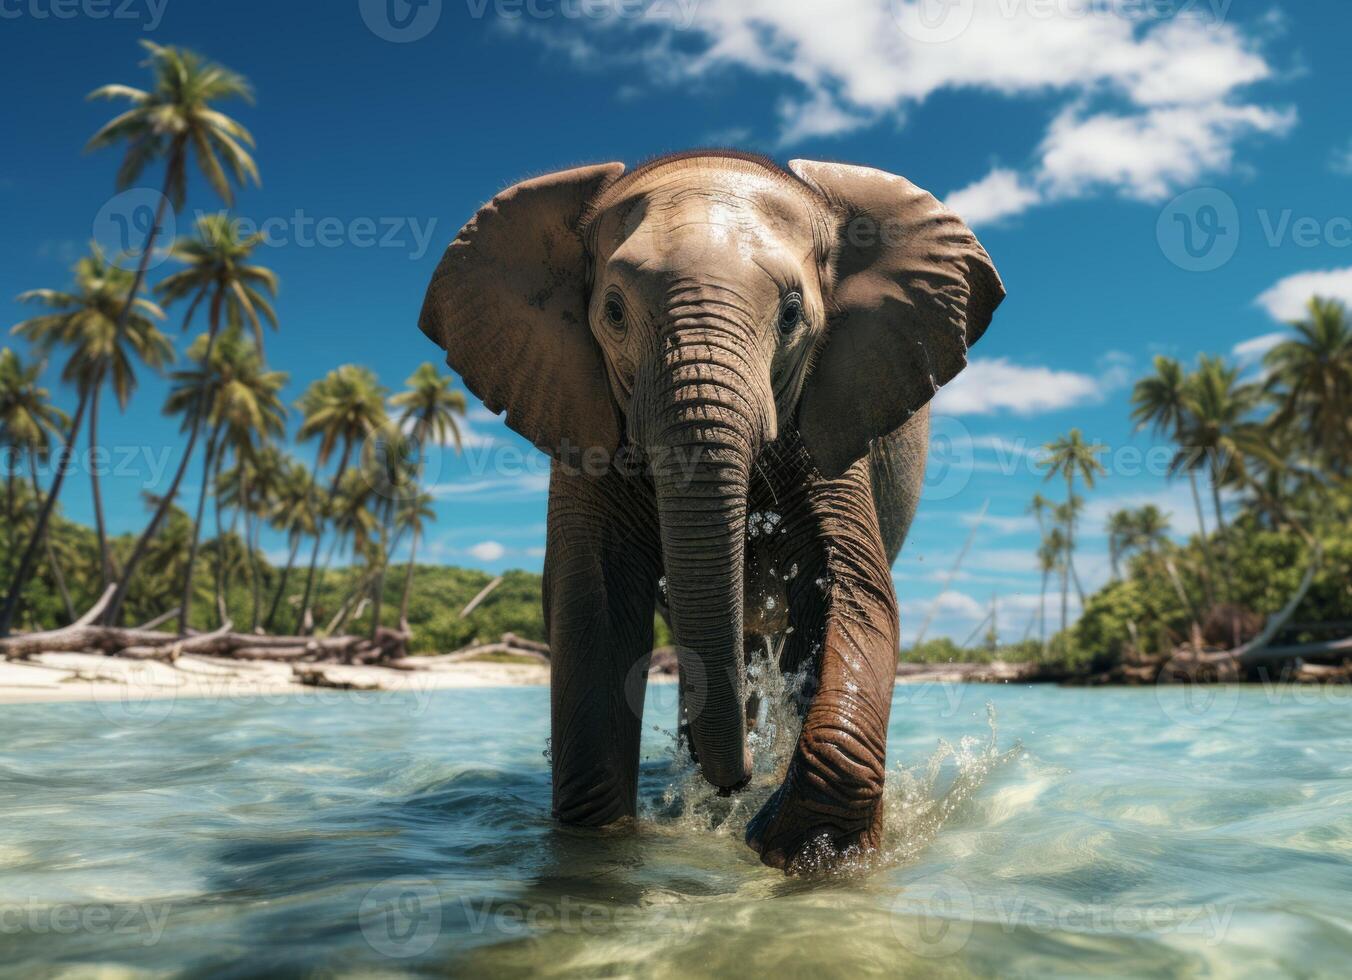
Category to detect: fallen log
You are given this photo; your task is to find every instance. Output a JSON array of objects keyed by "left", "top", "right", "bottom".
[
  {"left": 1, "top": 595, "right": 408, "bottom": 664},
  {"left": 293, "top": 666, "right": 383, "bottom": 691},
  {"left": 386, "top": 633, "right": 551, "bottom": 670}
]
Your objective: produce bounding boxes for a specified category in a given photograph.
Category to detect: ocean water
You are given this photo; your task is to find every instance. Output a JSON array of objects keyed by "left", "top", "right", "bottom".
[{"left": 2, "top": 673, "right": 1351, "bottom": 978}]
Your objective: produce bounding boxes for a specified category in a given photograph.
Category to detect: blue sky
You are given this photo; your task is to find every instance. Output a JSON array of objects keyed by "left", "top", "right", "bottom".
[{"left": 3, "top": 0, "right": 1351, "bottom": 642}]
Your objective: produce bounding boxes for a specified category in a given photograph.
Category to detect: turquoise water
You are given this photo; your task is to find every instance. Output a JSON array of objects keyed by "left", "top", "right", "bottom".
[{"left": 2, "top": 677, "right": 1351, "bottom": 977}]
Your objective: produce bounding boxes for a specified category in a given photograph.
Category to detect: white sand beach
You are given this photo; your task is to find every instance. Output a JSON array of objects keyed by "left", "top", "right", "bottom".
[{"left": 0, "top": 652, "right": 553, "bottom": 706}]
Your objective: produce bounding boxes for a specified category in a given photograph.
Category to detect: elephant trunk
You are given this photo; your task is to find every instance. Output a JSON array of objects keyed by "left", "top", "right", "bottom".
[{"left": 636, "top": 318, "right": 772, "bottom": 791}]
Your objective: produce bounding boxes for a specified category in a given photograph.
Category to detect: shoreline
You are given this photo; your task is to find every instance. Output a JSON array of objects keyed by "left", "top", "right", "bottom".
[
  {"left": 2, "top": 653, "right": 1023, "bottom": 707},
  {"left": 0, "top": 652, "right": 556, "bottom": 706}
]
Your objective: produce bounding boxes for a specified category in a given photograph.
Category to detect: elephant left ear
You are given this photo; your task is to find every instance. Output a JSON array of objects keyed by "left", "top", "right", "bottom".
[{"left": 788, "top": 159, "right": 1005, "bottom": 479}]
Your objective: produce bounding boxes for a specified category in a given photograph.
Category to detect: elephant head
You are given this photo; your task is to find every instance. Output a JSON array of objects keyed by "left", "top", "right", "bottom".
[{"left": 420, "top": 152, "right": 1003, "bottom": 792}]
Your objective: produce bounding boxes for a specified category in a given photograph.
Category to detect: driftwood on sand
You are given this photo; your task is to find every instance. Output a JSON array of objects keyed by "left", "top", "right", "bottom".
[
  {"left": 385, "top": 633, "right": 551, "bottom": 671},
  {"left": 0, "top": 587, "right": 411, "bottom": 666}
]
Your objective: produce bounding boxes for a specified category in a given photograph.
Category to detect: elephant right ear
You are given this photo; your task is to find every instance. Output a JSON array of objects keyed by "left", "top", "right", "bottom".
[{"left": 419, "top": 163, "right": 626, "bottom": 463}]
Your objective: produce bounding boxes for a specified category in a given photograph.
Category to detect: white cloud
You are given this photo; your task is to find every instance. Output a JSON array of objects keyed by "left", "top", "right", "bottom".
[
  {"left": 1037, "top": 101, "right": 1295, "bottom": 202},
  {"left": 936, "top": 358, "right": 1103, "bottom": 416},
  {"left": 946, "top": 168, "right": 1043, "bottom": 227},
  {"left": 468, "top": 541, "right": 506, "bottom": 562},
  {"left": 1255, "top": 268, "right": 1352, "bottom": 322},
  {"left": 1232, "top": 331, "right": 1286, "bottom": 365},
  {"left": 512, "top": 1, "right": 1291, "bottom": 220},
  {"left": 428, "top": 473, "right": 551, "bottom": 499},
  {"left": 1332, "top": 139, "right": 1352, "bottom": 176}
]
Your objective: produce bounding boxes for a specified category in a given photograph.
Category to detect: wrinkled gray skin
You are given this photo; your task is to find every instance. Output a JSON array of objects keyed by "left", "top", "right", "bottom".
[{"left": 420, "top": 152, "right": 1004, "bottom": 871}]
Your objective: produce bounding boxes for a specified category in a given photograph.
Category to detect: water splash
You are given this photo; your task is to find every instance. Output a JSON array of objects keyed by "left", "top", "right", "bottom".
[{"left": 643, "top": 641, "right": 1018, "bottom": 876}]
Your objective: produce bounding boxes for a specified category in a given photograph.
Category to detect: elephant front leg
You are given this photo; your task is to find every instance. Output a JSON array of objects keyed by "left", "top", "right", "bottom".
[
  {"left": 545, "top": 465, "right": 661, "bottom": 827},
  {"left": 746, "top": 473, "right": 898, "bottom": 871}
]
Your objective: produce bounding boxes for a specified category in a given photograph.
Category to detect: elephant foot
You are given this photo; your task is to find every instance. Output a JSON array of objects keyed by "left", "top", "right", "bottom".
[{"left": 744, "top": 756, "right": 883, "bottom": 873}]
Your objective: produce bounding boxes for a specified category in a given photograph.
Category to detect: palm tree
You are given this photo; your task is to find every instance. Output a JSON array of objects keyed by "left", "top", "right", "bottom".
[
  {"left": 1107, "top": 509, "right": 1135, "bottom": 581},
  {"left": 1131, "top": 354, "right": 1218, "bottom": 604},
  {"left": 105, "top": 214, "right": 278, "bottom": 626},
  {"left": 1176, "top": 356, "right": 1277, "bottom": 643},
  {"left": 164, "top": 326, "right": 286, "bottom": 631},
  {"left": 294, "top": 366, "right": 389, "bottom": 634},
  {"left": 263, "top": 461, "right": 319, "bottom": 631},
  {"left": 322, "top": 466, "right": 382, "bottom": 633},
  {"left": 1177, "top": 357, "right": 1272, "bottom": 554},
  {"left": 1, "top": 251, "right": 171, "bottom": 635},
  {"left": 0, "top": 350, "right": 73, "bottom": 616},
  {"left": 217, "top": 445, "right": 287, "bottom": 630},
  {"left": 1042, "top": 429, "right": 1106, "bottom": 644},
  {"left": 383, "top": 363, "right": 462, "bottom": 640},
  {"left": 1131, "top": 505, "right": 1171, "bottom": 559},
  {"left": 395, "top": 491, "right": 436, "bottom": 633},
  {"left": 1035, "top": 530, "right": 1062, "bottom": 653},
  {"left": 86, "top": 41, "right": 256, "bottom": 367},
  {"left": 391, "top": 363, "right": 466, "bottom": 451},
  {"left": 1040, "top": 527, "right": 1069, "bottom": 643},
  {"left": 364, "top": 431, "right": 421, "bottom": 641},
  {"left": 13, "top": 248, "right": 174, "bottom": 585},
  {"left": 1264, "top": 297, "right": 1352, "bottom": 475}
]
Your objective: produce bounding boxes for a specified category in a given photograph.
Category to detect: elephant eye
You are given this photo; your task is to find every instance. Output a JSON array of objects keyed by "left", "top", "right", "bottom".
[
  {"left": 603, "top": 296, "right": 626, "bottom": 330},
  {"left": 779, "top": 294, "right": 803, "bottom": 334}
]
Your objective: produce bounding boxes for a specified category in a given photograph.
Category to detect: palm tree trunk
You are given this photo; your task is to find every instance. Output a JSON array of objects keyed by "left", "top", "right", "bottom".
[
  {"left": 4, "top": 465, "right": 15, "bottom": 585},
  {"left": 295, "top": 442, "right": 353, "bottom": 635},
  {"left": 88, "top": 383, "right": 114, "bottom": 586},
  {"left": 245, "top": 495, "right": 263, "bottom": 631},
  {"left": 368, "top": 510, "right": 396, "bottom": 642},
  {"left": 398, "top": 525, "right": 419, "bottom": 633},
  {"left": 1188, "top": 470, "right": 1219, "bottom": 607},
  {"left": 1209, "top": 474, "right": 1241, "bottom": 646},
  {"left": 177, "top": 424, "right": 222, "bottom": 634},
  {"left": 0, "top": 384, "right": 92, "bottom": 637},
  {"left": 1038, "top": 567, "right": 1049, "bottom": 655},
  {"left": 263, "top": 536, "right": 301, "bottom": 632},
  {"left": 368, "top": 555, "right": 387, "bottom": 641},
  {"left": 28, "top": 456, "right": 75, "bottom": 623},
  {"left": 105, "top": 142, "right": 179, "bottom": 347},
  {"left": 1061, "top": 474, "right": 1075, "bottom": 642},
  {"left": 213, "top": 450, "right": 242, "bottom": 628},
  {"left": 104, "top": 295, "right": 224, "bottom": 626}
]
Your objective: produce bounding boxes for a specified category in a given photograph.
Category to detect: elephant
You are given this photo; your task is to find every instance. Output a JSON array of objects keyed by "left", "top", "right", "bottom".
[{"left": 418, "top": 151, "right": 1004, "bottom": 871}]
